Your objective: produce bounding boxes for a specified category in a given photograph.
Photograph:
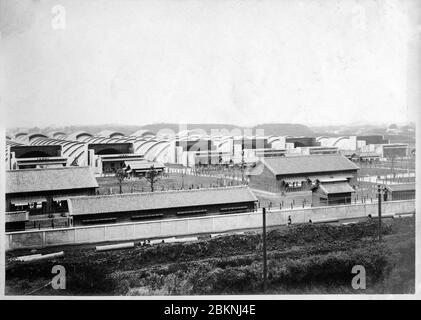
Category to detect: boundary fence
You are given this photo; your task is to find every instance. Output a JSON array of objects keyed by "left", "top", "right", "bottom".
[{"left": 5, "top": 199, "right": 415, "bottom": 251}]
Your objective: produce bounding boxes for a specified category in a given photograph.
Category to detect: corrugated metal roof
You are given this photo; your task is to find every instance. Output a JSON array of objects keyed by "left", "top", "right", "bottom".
[
  {"left": 318, "top": 182, "right": 356, "bottom": 194},
  {"left": 311, "top": 175, "right": 351, "bottom": 183},
  {"left": 259, "top": 154, "right": 359, "bottom": 176},
  {"left": 385, "top": 183, "right": 415, "bottom": 192},
  {"left": 359, "top": 152, "right": 380, "bottom": 158},
  {"left": 6, "top": 167, "right": 98, "bottom": 194},
  {"left": 68, "top": 186, "right": 257, "bottom": 216},
  {"left": 124, "top": 160, "right": 165, "bottom": 170}
]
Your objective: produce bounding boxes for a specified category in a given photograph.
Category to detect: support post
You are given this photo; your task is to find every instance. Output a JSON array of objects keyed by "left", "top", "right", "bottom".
[
  {"left": 378, "top": 185, "right": 382, "bottom": 241},
  {"left": 262, "top": 207, "right": 267, "bottom": 292}
]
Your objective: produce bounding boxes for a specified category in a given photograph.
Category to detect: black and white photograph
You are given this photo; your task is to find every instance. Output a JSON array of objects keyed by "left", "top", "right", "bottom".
[{"left": 0, "top": 0, "right": 419, "bottom": 300}]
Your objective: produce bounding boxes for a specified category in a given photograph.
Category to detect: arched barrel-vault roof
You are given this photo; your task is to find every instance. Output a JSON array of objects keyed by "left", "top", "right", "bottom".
[
  {"left": 267, "top": 136, "right": 282, "bottom": 144},
  {"left": 177, "top": 129, "right": 207, "bottom": 138},
  {"left": 130, "top": 129, "right": 155, "bottom": 138},
  {"left": 5, "top": 140, "right": 25, "bottom": 163},
  {"left": 133, "top": 138, "right": 156, "bottom": 153},
  {"left": 332, "top": 136, "right": 349, "bottom": 147},
  {"left": 28, "top": 133, "right": 48, "bottom": 142},
  {"left": 29, "top": 137, "right": 87, "bottom": 166},
  {"left": 66, "top": 131, "right": 93, "bottom": 142},
  {"left": 143, "top": 141, "right": 170, "bottom": 160},
  {"left": 6, "top": 140, "right": 24, "bottom": 147},
  {"left": 316, "top": 136, "right": 330, "bottom": 142},
  {"left": 80, "top": 136, "right": 129, "bottom": 144},
  {"left": 96, "top": 130, "right": 126, "bottom": 138},
  {"left": 136, "top": 140, "right": 158, "bottom": 155},
  {"left": 49, "top": 131, "right": 66, "bottom": 139},
  {"left": 217, "top": 139, "right": 232, "bottom": 149},
  {"left": 14, "top": 132, "right": 28, "bottom": 142},
  {"left": 153, "top": 143, "right": 171, "bottom": 161}
]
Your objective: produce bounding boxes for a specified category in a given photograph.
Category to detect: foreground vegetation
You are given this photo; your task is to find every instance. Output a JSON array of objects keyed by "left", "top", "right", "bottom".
[{"left": 6, "top": 216, "right": 414, "bottom": 295}]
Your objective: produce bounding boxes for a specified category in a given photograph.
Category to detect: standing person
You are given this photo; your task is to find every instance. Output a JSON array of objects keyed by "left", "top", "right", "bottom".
[{"left": 288, "top": 215, "right": 292, "bottom": 226}]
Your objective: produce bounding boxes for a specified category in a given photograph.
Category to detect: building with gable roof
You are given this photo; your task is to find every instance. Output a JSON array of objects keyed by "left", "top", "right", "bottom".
[
  {"left": 67, "top": 185, "right": 258, "bottom": 225},
  {"left": 247, "top": 154, "right": 359, "bottom": 193},
  {"left": 6, "top": 167, "right": 98, "bottom": 217}
]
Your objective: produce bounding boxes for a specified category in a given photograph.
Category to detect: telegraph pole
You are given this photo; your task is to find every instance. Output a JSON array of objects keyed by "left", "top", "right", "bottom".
[
  {"left": 377, "top": 185, "right": 382, "bottom": 241},
  {"left": 181, "top": 168, "right": 185, "bottom": 189},
  {"left": 262, "top": 207, "right": 267, "bottom": 292},
  {"left": 241, "top": 148, "right": 245, "bottom": 184}
]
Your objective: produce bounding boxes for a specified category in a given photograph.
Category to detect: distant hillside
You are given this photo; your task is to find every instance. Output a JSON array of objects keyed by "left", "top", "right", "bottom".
[
  {"left": 8, "top": 123, "right": 315, "bottom": 138},
  {"left": 252, "top": 123, "right": 314, "bottom": 136},
  {"left": 141, "top": 123, "right": 314, "bottom": 136},
  {"left": 139, "top": 123, "right": 240, "bottom": 135}
]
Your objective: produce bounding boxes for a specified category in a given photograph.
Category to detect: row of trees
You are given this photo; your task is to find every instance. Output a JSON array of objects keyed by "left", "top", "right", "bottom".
[{"left": 115, "top": 165, "right": 161, "bottom": 194}]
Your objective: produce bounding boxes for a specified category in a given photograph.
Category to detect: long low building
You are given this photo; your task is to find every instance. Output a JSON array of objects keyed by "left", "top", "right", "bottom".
[{"left": 67, "top": 186, "right": 258, "bottom": 226}]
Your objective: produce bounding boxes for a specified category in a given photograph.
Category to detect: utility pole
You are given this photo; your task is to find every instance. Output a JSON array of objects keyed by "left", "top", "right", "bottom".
[
  {"left": 391, "top": 155, "right": 395, "bottom": 179},
  {"left": 241, "top": 148, "right": 245, "bottom": 184},
  {"left": 181, "top": 168, "right": 185, "bottom": 189},
  {"left": 262, "top": 207, "right": 267, "bottom": 292},
  {"left": 377, "top": 184, "right": 382, "bottom": 241}
]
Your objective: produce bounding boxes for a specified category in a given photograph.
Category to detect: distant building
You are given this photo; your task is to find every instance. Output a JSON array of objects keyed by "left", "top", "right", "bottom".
[
  {"left": 340, "top": 150, "right": 380, "bottom": 162},
  {"left": 317, "top": 135, "right": 389, "bottom": 151},
  {"left": 361, "top": 143, "right": 409, "bottom": 159},
  {"left": 285, "top": 136, "right": 319, "bottom": 148},
  {"left": 231, "top": 136, "right": 271, "bottom": 164},
  {"left": 357, "top": 152, "right": 380, "bottom": 162},
  {"left": 67, "top": 186, "right": 258, "bottom": 226},
  {"left": 7, "top": 144, "right": 67, "bottom": 170},
  {"left": 318, "top": 136, "right": 362, "bottom": 151},
  {"left": 384, "top": 183, "right": 415, "bottom": 201},
  {"left": 86, "top": 142, "right": 145, "bottom": 174},
  {"left": 288, "top": 146, "right": 338, "bottom": 155},
  {"left": 253, "top": 148, "right": 286, "bottom": 158},
  {"left": 247, "top": 154, "right": 359, "bottom": 193},
  {"left": 356, "top": 135, "right": 389, "bottom": 145},
  {"left": 124, "top": 160, "right": 166, "bottom": 177},
  {"left": 340, "top": 150, "right": 359, "bottom": 161},
  {"left": 193, "top": 150, "right": 231, "bottom": 167}
]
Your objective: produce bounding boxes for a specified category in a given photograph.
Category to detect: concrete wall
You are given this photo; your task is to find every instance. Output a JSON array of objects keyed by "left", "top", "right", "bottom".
[{"left": 5, "top": 200, "right": 415, "bottom": 251}]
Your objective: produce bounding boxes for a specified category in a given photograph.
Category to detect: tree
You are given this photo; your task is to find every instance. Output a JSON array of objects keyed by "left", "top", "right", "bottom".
[
  {"left": 115, "top": 168, "right": 128, "bottom": 194},
  {"left": 181, "top": 168, "right": 185, "bottom": 189},
  {"left": 144, "top": 165, "right": 160, "bottom": 192},
  {"left": 240, "top": 149, "right": 246, "bottom": 183}
]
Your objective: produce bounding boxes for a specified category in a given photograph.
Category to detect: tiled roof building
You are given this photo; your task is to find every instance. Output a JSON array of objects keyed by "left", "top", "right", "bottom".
[
  {"left": 247, "top": 154, "right": 359, "bottom": 193},
  {"left": 67, "top": 186, "right": 257, "bottom": 225},
  {"left": 6, "top": 167, "right": 98, "bottom": 194},
  {"left": 6, "top": 167, "right": 98, "bottom": 215}
]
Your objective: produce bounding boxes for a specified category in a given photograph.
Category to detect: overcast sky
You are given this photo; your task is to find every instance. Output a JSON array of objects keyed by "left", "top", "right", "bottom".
[{"left": 1, "top": 0, "right": 420, "bottom": 128}]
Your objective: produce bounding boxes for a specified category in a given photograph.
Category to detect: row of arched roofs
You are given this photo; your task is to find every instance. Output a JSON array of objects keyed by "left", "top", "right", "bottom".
[{"left": 6, "top": 129, "right": 323, "bottom": 166}]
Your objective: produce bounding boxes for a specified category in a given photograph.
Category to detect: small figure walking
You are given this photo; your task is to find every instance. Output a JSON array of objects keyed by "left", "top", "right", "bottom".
[{"left": 287, "top": 215, "right": 292, "bottom": 226}]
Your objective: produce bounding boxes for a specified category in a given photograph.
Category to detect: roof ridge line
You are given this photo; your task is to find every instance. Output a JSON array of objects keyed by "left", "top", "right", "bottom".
[
  {"left": 69, "top": 185, "right": 249, "bottom": 200},
  {"left": 6, "top": 166, "right": 91, "bottom": 172}
]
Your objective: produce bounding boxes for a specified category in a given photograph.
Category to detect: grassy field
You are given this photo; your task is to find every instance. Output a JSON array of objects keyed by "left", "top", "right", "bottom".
[
  {"left": 6, "top": 216, "right": 414, "bottom": 295},
  {"left": 97, "top": 173, "right": 313, "bottom": 209},
  {"left": 96, "top": 172, "right": 240, "bottom": 194}
]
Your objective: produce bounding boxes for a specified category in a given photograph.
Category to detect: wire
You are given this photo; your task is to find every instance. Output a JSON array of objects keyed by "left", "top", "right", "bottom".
[{"left": 24, "top": 280, "right": 52, "bottom": 296}]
